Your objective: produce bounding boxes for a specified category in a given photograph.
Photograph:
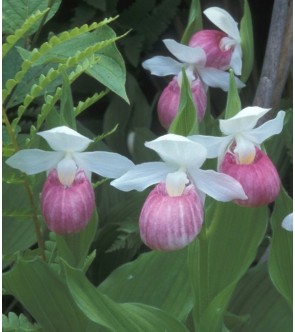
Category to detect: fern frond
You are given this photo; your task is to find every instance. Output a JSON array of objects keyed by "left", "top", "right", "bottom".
[
  {"left": 2, "top": 312, "right": 42, "bottom": 332},
  {"left": 2, "top": 9, "right": 49, "bottom": 59},
  {"left": 2, "top": 17, "right": 118, "bottom": 104},
  {"left": 74, "top": 91, "right": 108, "bottom": 116},
  {"left": 13, "top": 34, "right": 123, "bottom": 129}
]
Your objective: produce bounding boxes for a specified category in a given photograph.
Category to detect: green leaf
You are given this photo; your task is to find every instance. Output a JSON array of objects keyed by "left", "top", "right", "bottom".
[
  {"left": 2, "top": 0, "right": 61, "bottom": 35},
  {"left": 56, "top": 210, "right": 99, "bottom": 269},
  {"left": 98, "top": 248, "right": 193, "bottom": 322},
  {"left": 228, "top": 263, "right": 292, "bottom": 332},
  {"left": 169, "top": 69, "right": 199, "bottom": 135},
  {"left": 268, "top": 187, "right": 293, "bottom": 307},
  {"left": 63, "top": 261, "right": 189, "bottom": 331},
  {"left": 240, "top": 0, "right": 254, "bottom": 82},
  {"left": 181, "top": 0, "right": 203, "bottom": 44},
  {"left": 188, "top": 202, "right": 268, "bottom": 331},
  {"left": 3, "top": 257, "right": 97, "bottom": 331},
  {"left": 224, "top": 70, "right": 242, "bottom": 119},
  {"left": 60, "top": 72, "right": 76, "bottom": 130}
]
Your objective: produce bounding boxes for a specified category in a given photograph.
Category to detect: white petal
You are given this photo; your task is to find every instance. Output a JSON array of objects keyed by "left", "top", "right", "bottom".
[
  {"left": 57, "top": 157, "right": 77, "bottom": 186},
  {"left": 142, "top": 56, "right": 182, "bottom": 76},
  {"left": 219, "top": 107, "right": 271, "bottom": 135},
  {"left": 230, "top": 44, "right": 242, "bottom": 76},
  {"left": 111, "top": 162, "right": 176, "bottom": 192},
  {"left": 198, "top": 67, "right": 245, "bottom": 91},
  {"left": 6, "top": 149, "right": 64, "bottom": 175},
  {"left": 282, "top": 213, "right": 293, "bottom": 232},
  {"left": 73, "top": 151, "right": 134, "bottom": 178},
  {"left": 248, "top": 111, "right": 286, "bottom": 144},
  {"left": 189, "top": 168, "right": 247, "bottom": 201},
  {"left": 165, "top": 169, "right": 189, "bottom": 196},
  {"left": 38, "top": 126, "right": 93, "bottom": 152},
  {"left": 204, "top": 7, "right": 240, "bottom": 42},
  {"left": 189, "top": 135, "right": 232, "bottom": 158},
  {"left": 234, "top": 134, "right": 256, "bottom": 164},
  {"left": 145, "top": 134, "right": 207, "bottom": 169},
  {"left": 163, "top": 39, "right": 206, "bottom": 65}
]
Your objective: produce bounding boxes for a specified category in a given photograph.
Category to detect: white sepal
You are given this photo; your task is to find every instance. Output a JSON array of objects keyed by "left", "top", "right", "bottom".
[
  {"left": 219, "top": 107, "right": 271, "bottom": 135},
  {"left": 145, "top": 134, "right": 207, "bottom": 169},
  {"left": 230, "top": 43, "right": 242, "bottom": 75},
  {"left": 38, "top": 126, "right": 92, "bottom": 152},
  {"left": 6, "top": 149, "right": 64, "bottom": 175},
  {"left": 189, "top": 135, "right": 232, "bottom": 158},
  {"left": 111, "top": 162, "right": 176, "bottom": 192},
  {"left": 204, "top": 7, "right": 240, "bottom": 42},
  {"left": 189, "top": 168, "right": 247, "bottom": 201},
  {"left": 163, "top": 39, "right": 206, "bottom": 65},
  {"left": 142, "top": 56, "right": 182, "bottom": 76},
  {"left": 73, "top": 151, "right": 134, "bottom": 179}
]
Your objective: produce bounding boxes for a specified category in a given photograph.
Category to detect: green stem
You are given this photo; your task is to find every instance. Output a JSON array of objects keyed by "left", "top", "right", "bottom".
[{"left": 3, "top": 107, "right": 46, "bottom": 261}]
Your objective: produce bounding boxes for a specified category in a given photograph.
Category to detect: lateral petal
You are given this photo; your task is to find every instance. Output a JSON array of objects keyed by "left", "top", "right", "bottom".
[
  {"left": 219, "top": 106, "right": 271, "bottom": 135},
  {"left": 163, "top": 39, "right": 206, "bottom": 65},
  {"left": 189, "top": 168, "right": 247, "bottom": 201},
  {"left": 204, "top": 7, "right": 240, "bottom": 42},
  {"left": 6, "top": 149, "right": 63, "bottom": 175},
  {"left": 142, "top": 56, "right": 182, "bottom": 76},
  {"left": 198, "top": 67, "right": 245, "bottom": 91},
  {"left": 248, "top": 110, "right": 286, "bottom": 144},
  {"left": 73, "top": 151, "right": 134, "bottom": 179},
  {"left": 111, "top": 162, "right": 176, "bottom": 192},
  {"left": 145, "top": 134, "right": 207, "bottom": 169},
  {"left": 38, "top": 126, "right": 93, "bottom": 152}
]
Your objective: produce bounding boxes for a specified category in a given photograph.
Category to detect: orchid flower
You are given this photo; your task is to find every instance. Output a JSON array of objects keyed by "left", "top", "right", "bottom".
[
  {"left": 190, "top": 107, "right": 286, "bottom": 206},
  {"left": 111, "top": 134, "right": 246, "bottom": 201},
  {"left": 142, "top": 39, "right": 244, "bottom": 92},
  {"left": 189, "top": 7, "right": 242, "bottom": 75},
  {"left": 111, "top": 134, "right": 246, "bottom": 251},
  {"left": 282, "top": 213, "right": 293, "bottom": 232},
  {"left": 6, "top": 126, "right": 134, "bottom": 233}
]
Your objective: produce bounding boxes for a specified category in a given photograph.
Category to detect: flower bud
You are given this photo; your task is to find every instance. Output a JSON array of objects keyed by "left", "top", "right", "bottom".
[
  {"left": 157, "top": 77, "right": 207, "bottom": 129},
  {"left": 219, "top": 148, "right": 280, "bottom": 207},
  {"left": 139, "top": 182, "right": 203, "bottom": 251},
  {"left": 41, "top": 170, "right": 95, "bottom": 234},
  {"left": 189, "top": 30, "right": 234, "bottom": 71}
]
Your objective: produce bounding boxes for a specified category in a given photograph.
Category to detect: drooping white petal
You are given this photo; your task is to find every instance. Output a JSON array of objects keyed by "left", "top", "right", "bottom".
[
  {"left": 145, "top": 134, "right": 207, "bottom": 169},
  {"left": 38, "top": 126, "right": 93, "bottom": 152},
  {"left": 6, "top": 149, "right": 64, "bottom": 175},
  {"left": 204, "top": 7, "right": 241, "bottom": 42},
  {"left": 198, "top": 67, "right": 245, "bottom": 91},
  {"left": 165, "top": 169, "right": 189, "bottom": 197},
  {"left": 230, "top": 43, "right": 242, "bottom": 76},
  {"left": 142, "top": 56, "right": 183, "bottom": 76},
  {"left": 73, "top": 151, "right": 134, "bottom": 179},
  {"left": 219, "top": 107, "right": 271, "bottom": 135},
  {"left": 163, "top": 39, "right": 207, "bottom": 65},
  {"left": 188, "top": 168, "right": 247, "bottom": 201},
  {"left": 282, "top": 213, "right": 293, "bottom": 231},
  {"left": 189, "top": 135, "right": 232, "bottom": 158},
  {"left": 234, "top": 134, "right": 256, "bottom": 164},
  {"left": 248, "top": 111, "right": 286, "bottom": 144},
  {"left": 111, "top": 162, "right": 176, "bottom": 192},
  {"left": 56, "top": 157, "right": 77, "bottom": 186}
]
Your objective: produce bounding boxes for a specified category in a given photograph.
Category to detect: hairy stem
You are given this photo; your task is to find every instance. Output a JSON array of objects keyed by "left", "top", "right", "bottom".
[
  {"left": 253, "top": 0, "right": 292, "bottom": 121},
  {"left": 3, "top": 108, "right": 46, "bottom": 261}
]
